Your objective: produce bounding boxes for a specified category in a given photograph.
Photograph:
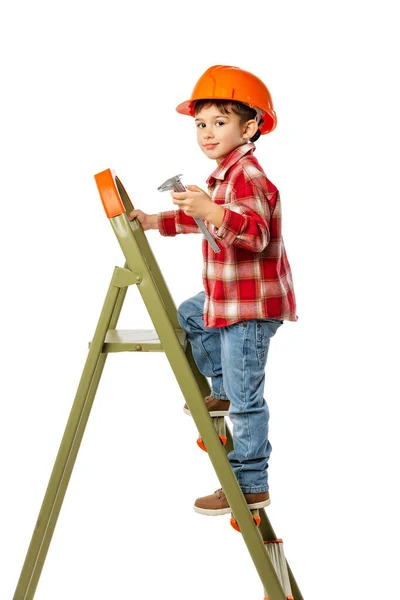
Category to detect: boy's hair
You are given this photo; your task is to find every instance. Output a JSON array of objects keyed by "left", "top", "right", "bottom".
[{"left": 193, "top": 99, "right": 262, "bottom": 142}]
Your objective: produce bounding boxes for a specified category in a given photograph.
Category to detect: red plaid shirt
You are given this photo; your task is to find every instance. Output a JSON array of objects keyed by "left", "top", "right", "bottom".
[{"left": 158, "top": 143, "right": 297, "bottom": 328}]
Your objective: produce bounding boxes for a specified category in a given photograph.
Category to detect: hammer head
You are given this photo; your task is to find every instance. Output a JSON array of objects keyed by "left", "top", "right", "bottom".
[{"left": 157, "top": 174, "right": 186, "bottom": 193}]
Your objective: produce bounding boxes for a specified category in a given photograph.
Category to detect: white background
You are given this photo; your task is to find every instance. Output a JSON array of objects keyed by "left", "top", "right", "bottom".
[{"left": 1, "top": 1, "right": 399, "bottom": 599}]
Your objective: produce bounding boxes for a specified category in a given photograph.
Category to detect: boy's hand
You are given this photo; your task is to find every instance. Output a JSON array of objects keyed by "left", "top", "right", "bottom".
[
  {"left": 171, "top": 185, "right": 213, "bottom": 220},
  {"left": 171, "top": 185, "right": 225, "bottom": 227},
  {"left": 128, "top": 208, "right": 158, "bottom": 231}
]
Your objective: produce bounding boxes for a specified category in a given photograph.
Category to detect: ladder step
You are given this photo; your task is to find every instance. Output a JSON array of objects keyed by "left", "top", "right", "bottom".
[
  {"left": 196, "top": 416, "right": 227, "bottom": 451},
  {"left": 264, "top": 540, "right": 293, "bottom": 599},
  {"left": 89, "top": 328, "right": 186, "bottom": 353},
  {"left": 230, "top": 509, "right": 261, "bottom": 532}
]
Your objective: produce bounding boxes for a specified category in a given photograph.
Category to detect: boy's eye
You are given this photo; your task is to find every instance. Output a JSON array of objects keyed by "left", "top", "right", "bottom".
[
  {"left": 216, "top": 121, "right": 225, "bottom": 127},
  {"left": 196, "top": 122, "right": 206, "bottom": 128}
]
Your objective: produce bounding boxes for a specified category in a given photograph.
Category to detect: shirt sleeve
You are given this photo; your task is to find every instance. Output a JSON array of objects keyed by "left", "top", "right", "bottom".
[
  {"left": 158, "top": 210, "right": 201, "bottom": 236},
  {"left": 214, "top": 181, "right": 272, "bottom": 252}
]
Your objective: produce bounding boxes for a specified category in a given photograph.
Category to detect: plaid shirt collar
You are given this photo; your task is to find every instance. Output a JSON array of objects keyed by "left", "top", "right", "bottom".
[{"left": 206, "top": 142, "right": 256, "bottom": 186}]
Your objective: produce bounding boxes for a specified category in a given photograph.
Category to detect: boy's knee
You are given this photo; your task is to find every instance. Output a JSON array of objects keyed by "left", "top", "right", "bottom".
[{"left": 177, "top": 294, "right": 203, "bottom": 328}]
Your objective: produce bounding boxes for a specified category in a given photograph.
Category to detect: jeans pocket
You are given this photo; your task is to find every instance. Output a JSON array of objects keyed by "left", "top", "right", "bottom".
[{"left": 256, "top": 320, "right": 282, "bottom": 367}]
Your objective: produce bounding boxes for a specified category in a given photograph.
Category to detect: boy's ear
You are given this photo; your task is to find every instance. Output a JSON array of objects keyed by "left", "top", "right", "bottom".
[{"left": 242, "top": 119, "right": 259, "bottom": 140}]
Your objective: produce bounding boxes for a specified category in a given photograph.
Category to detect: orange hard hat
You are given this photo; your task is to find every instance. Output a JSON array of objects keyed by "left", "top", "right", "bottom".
[{"left": 176, "top": 65, "right": 277, "bottom": 134}]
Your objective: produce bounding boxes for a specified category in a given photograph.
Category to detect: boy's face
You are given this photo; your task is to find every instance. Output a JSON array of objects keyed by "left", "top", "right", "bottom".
[{"left": 195, "top": 104, "right": 256, "bottom": 164}]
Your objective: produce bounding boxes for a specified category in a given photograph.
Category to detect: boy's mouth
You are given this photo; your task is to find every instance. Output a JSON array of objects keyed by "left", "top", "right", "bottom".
[{"left": 204, "top": 143, "right": 219, "bottom": 149}]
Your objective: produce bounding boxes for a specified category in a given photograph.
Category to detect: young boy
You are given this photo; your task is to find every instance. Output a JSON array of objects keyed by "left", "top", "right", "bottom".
[{"left": 129, "top": 65, "right": 297, "bottom": 515}]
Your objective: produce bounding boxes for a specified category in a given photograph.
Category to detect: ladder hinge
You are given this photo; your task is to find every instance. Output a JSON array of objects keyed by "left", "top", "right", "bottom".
[{"left": 113, "top": 267, "right": 142, "bottom": 287}]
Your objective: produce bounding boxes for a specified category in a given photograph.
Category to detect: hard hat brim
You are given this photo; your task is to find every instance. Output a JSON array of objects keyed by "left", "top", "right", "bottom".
[{"left": 176, "top": 99, "right": 197, "bottom": 116}]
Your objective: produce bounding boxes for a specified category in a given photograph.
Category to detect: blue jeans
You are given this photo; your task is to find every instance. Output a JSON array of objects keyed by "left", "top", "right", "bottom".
[{"left": 177, "top": 291, "right": 282, "bottom": 493}]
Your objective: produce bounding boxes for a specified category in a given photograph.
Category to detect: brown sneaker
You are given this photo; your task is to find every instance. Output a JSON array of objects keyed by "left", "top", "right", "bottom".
[
  {"left": 183, "top": 395, "right": 230, "bottom": 417},
  {"left": 194, "top": 488, "right": 270, "bottom": 515}
]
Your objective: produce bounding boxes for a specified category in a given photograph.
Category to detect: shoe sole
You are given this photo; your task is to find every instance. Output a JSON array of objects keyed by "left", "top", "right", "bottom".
[
  {"left": 193, "top": 498, "right": 271, "bottom": 516},
  {"left": 183, "top": 406, "right": 229, "bottom": 417}
]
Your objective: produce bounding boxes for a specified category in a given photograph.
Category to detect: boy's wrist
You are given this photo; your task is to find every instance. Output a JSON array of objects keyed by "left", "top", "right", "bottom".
[{"left": 205, "top": 204, "right": 225, "bottom": 228}]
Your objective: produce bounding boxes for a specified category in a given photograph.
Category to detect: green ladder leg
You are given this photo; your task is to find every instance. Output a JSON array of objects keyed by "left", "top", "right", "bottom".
[{"left": 13, "top": 268, "right": 129, "bottom": 600}]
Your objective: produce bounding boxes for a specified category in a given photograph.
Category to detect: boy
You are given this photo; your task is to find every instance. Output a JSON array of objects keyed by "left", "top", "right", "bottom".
[{"left": 129, "top": 65, "right": 297, "bottom": 515}]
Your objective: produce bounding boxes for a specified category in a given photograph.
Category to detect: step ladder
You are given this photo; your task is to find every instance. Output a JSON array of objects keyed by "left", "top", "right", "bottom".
[{"left": 12, "top": 169, "right": 304, "bottom": 600}]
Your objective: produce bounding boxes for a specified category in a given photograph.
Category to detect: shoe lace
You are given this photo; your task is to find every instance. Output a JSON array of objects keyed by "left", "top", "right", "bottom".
[{"left": 215, "top": 488, "right": 224, "bottom": 499}]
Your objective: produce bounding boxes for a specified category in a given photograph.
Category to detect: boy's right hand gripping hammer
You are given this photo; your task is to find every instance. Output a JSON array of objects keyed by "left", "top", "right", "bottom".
[{"left": 157, "top": 175, "right": 221, "bottom": 253}]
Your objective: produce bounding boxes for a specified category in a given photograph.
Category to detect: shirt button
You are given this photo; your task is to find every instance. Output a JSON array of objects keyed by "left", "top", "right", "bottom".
[
  {"left": 243, "top": 322, "right": 247, "bottom": 327},
  {"left": 257, "top": 323, "right": 261, "bottom": 328}
]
